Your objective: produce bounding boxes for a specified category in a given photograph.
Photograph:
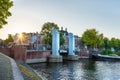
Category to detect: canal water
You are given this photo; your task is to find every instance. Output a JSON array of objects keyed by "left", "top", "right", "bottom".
[{"left": 29, "top": 59, "right": 120, "bottom": 80}]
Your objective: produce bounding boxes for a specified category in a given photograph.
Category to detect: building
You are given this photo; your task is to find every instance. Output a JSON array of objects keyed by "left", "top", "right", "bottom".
[
  {"left": 60, "top": 27, "right": 81, "bottom": 51},
  {"left": 13, "top": 32, "right": 45, "bottom": 50},
  {"left": 60, "top": 27, "right": 68, "bottom": 50},
  {"left": 13, "top": 27, "right": 81, "bottom": 51}
]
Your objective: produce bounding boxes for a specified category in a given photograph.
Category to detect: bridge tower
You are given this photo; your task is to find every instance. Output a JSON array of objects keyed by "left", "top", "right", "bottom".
[
  {"left": 48, "top": 29, "right": 63, "bottom": 62},
  {"left": 67, "top": 33, "right": 79, "bottom": 60}
]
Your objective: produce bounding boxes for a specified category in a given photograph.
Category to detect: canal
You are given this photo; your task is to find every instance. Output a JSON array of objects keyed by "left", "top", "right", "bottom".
[{"left": 29, "top": 59, "right": 120, "bottom": 80}]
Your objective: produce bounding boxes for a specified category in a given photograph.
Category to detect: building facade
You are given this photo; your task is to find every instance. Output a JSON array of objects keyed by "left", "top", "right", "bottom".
[
  {"left": 14, "top": 32, "right": 45, "bottom": 50},
  {"left": 13, "top": 27, "right": 81, "bottom": 51},
  {"left": 60, "top": 27, "right": 81, "bottom": 51}
]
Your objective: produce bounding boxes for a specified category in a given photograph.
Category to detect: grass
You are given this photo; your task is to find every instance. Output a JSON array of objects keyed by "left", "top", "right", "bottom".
[{"left": 18, "top": 63, "right": 42, "bottom": 80}]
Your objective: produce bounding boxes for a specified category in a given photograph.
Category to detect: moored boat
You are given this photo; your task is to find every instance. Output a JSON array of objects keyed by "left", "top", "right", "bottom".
[{"left": 92, "top": 54, "right": 120, "bottom": 61}]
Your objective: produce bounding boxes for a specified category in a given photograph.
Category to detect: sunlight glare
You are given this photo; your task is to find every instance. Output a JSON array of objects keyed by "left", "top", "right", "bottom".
[{"left": 18, "top": 33, "right": 22, "bottom": 39}]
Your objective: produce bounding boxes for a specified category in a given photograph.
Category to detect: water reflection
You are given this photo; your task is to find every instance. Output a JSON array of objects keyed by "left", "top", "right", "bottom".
[
  {"left": 29, "top": 59, "right": 120, "bottom": 80},
  {"left": 81, "top": 60, "right": 97, "bottom": 80},
  {"left": 95, "top": 61, "right": 120, "bottom": 80}
]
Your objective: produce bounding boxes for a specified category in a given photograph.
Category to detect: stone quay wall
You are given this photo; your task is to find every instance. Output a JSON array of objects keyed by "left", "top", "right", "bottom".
[
  {"left": 0, "top": 47, "right": 26, "bottom": 62},
  {"left": 76, "top": 49, "right": 89, "bottom": 57},
  {"left": 26, "top": 50, "right": 51, "bottom": 63},
  {"left": 0, "top": 47, "right": 51, "bottom": 63},
  {"left": 26, "top": 50, "right": 51, "bottom": 59}
]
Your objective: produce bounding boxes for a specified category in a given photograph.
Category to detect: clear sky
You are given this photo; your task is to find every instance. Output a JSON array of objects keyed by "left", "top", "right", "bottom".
[{"left": 0, "top": 0, "right": 120, "bottom": 39}]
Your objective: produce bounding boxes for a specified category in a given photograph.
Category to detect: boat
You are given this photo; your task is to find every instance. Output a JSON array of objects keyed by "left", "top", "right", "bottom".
[{"left": 92, "top": 54, "right": 120, "bottom": 61}]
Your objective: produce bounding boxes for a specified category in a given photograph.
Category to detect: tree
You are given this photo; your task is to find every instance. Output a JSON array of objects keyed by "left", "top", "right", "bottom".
[
  {"left": 81, "top": 29, "right": 99, "bottom": 49},
  {"left": 103, "top": 37, "right": 110, "bottom": 49},
  {"left": 4, "top": 34, "right": 13, "bottom": 46},
  {"left": 60, "top": 32, "right": 65, "bottom": 46},
  {"left": 97, "top": 33, "right": 105, "bottom": 49},
  {"left": 0, "top": 0, "right": 13, "bottom": 28},
  {"left": 109, "top": 38, "right": 120, "bottom": 51},
  {"left": 40, "top": 22, "right": 64, "bottom": 46}
]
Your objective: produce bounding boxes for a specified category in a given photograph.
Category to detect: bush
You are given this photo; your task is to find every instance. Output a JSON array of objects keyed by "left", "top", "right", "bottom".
[
  {"left": 101, "top": 49, "right": 114, "bottom": 55},
  {"left": 101, "top": 50, "right": 107, "bottom": 55},
  {"left": 116, "top": 51, "right": 120, "bottom": 56}
]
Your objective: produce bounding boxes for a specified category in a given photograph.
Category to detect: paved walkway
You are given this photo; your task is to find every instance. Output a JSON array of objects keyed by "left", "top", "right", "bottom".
[{"left": 0, "top": 52, "right": 24, "bottom": 80}]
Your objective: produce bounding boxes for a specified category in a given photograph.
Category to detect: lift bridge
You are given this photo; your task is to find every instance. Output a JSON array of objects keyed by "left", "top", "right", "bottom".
[{"left": 59, "top": 49, "right": 68, "bottom": 53}]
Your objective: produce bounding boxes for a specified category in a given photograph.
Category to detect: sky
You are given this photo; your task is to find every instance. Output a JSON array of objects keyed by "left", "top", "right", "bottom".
[{"left": 0, "top": 0, "right": 120, "bottom": 39}]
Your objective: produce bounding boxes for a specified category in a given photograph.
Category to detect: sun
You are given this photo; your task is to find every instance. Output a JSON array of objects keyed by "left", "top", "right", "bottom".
[{"left": 18, "top": 33, "right": 23, "bottom": 39}]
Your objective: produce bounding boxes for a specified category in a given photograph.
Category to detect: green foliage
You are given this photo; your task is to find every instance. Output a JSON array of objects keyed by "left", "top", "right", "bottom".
[
  {"left": 43, "top": 33, "right": 52, "bottom": 45},
  {"left": 101, "top": 49, "right": 114, "bottom": 55},
  {"left": 116, "top": 51, "right": 120, "bottom": 56},
  {"left": 60, "top": 32, "right": 65, "bottom": 46},
  {"left": 97, "top": 33, "right": 105, "bottom": 49},
  {"left": 109, "top": 38, "right": 120, "bottom": 51},
  {"left": 40, "top": 22, "right": 59, "bottom": 35},
  {"left": 41, "top": 22, "right": 59, "bottom": 45},
  {"left": 0, "top": 0, "right": 13, "bottom": 28},
  {"left": 4, "top": 34, "right": 13, "bottom": 46},
  {"left": 81, "top": 28, "right": 120, "bottom": 52},
  {"left": 101, "top": 50, "right": 107, "bottom": 55},
  {"left": 81, "top": 28, "right": 99, "bottom": 48},
  {"left": 40, "top": 22, "right": 64, "bottom": 46},
  {"left": 103, "top": 37, "right": 111, "bottom": 49}
]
